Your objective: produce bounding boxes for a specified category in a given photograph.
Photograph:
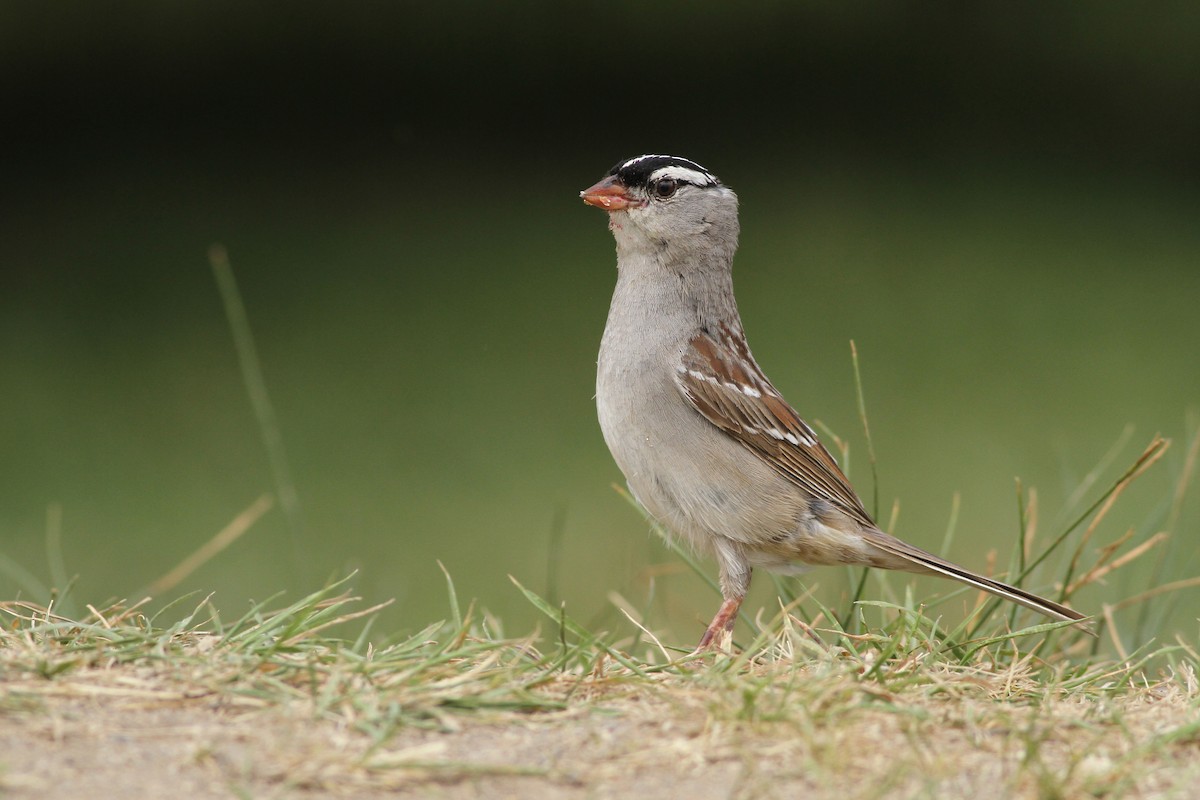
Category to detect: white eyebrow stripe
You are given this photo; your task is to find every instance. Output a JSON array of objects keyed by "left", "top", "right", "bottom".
[
  {"left": 648, "top": 166, "right": 716, "bottom": 186},
  {"left": 622, "top": 154, "right": 671, "bottom": 166},
  {"left": 622, "top": 154, "right": 705, "bottom": 170}
]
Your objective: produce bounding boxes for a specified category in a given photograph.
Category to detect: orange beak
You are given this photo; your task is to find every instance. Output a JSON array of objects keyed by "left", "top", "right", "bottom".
[{"left": 580, "top": 176, "right": 643, "bottom": 211}]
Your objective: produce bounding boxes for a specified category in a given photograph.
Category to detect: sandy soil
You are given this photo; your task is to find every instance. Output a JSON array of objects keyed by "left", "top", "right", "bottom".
[{"left": 3, "top": 667, "right": 1198, "bottom": 799}]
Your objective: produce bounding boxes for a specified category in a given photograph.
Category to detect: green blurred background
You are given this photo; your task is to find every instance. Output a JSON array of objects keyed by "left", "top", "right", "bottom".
[{"left": 3, "top": 3, "right": 1198, "bottom": 643}]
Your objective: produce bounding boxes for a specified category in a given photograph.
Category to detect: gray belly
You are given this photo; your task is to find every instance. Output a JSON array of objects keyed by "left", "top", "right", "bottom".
[{"left": 596, "top": 374, "right": 807, "bottom": 555}]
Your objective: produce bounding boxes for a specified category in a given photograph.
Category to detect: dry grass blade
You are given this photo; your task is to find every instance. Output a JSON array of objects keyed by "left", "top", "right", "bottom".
[
  {"left": 613, "top": 604, "right": 672, "bottom": 663},
  {"left": 1167, "top": 422, "right": 1200, "bottom": 532},
  {"left": 1060, "top": 436, "right": 1170, "bottom": 596},
  {"left": 1062, "top": 424, "right": 1136, "bottom": 513},
  {"left": 1066, "top": 531, "right": 1167, "bottom": 596},
  {"left": 278, "top": 597, "right": 395, "bottom": 647},
  {"left": 1102, "top": 603, "right": 1130, "bottom": 660},
  {"left": 964, "top": 435, "right": 1172, "bottom": 640},
  {"left": 1106, "top": 575, "right": 1200, "bottom": 614},
  {"left": 145, "top": 493, "right": 275, "bottom": 595},
  {"left": 1022, "top": 485, "right": 1038, "bottom": 564}
]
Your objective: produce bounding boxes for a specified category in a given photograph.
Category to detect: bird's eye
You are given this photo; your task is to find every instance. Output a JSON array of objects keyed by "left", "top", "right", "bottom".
[{"left": 652, "top": 178, "right": 679, "bottom": 198}]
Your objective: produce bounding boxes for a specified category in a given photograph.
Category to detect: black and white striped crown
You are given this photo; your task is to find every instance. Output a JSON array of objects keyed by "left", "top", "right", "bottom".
[{"left": 608, "top": 154, "right": 720, "bottom": 189}]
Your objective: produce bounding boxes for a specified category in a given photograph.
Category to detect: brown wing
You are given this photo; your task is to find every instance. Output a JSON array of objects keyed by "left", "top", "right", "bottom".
[
  {"left": 676, "top": 326, "right": 875, "bottom": 529},
  {"left": 677, "top": 328, "right": 1092, "bottom": 629}
]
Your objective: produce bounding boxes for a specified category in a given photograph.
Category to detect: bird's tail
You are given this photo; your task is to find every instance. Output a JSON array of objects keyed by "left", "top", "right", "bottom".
[{"left": 860, "top": 529, "right": 1090, "bottom": 627}]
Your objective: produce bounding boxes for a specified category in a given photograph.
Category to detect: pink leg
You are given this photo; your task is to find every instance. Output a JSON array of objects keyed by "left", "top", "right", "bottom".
[{"left": 695, "top": 595, "right": 744, "bottom": 651}]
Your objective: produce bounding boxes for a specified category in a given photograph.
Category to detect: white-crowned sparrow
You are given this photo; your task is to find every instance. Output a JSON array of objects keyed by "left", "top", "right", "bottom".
[{"left": 582, "top": 154, "right": 1087, "bottom": 649}]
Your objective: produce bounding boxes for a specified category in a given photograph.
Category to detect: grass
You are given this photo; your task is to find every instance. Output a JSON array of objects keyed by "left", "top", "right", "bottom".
[
  {"left": 2, "top": 429, "right": 1199, "bottom": 797},
  {"left": 1, "top": 576, "right": 1197, "bottom": 797},
  {"left": 1, "top": 255, "right": 1197, "bottom": 796}
]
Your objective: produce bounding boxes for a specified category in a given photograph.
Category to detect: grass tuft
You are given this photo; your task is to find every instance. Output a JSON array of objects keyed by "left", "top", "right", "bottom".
[
  {"left": 2, "top": 552, "right": 1197, "bottom": 795},
  {"left": 1, "top": 385, "right": 1197, "bottom": 794}
]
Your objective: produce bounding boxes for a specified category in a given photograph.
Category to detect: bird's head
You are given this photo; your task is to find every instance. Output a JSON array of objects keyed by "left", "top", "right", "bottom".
[{"left": 581, "top": 155, "right": 739, "bottom": 259}]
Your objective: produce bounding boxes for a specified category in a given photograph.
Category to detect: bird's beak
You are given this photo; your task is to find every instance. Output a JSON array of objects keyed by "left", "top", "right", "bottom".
[{"left": 580, "top": 176, "right": 643, "bottom": 211}]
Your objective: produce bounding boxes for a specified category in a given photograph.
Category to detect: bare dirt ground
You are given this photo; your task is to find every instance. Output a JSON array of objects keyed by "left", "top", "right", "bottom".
[{"left": 3, "top": 658, "right": 1198, "bottom": 800}]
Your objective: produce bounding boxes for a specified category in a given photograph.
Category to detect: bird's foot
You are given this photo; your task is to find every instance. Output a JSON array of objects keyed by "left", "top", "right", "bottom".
[{"left": 693, "top": 595, "right": 743, "bottom": 654}]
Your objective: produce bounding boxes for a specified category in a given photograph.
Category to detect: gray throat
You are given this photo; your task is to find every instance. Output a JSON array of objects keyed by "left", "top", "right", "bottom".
[{"left": 602, "top": 242, "right": 741, "bottom": 363}]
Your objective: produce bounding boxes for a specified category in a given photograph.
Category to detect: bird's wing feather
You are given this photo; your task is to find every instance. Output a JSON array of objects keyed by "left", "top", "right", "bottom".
[
  {"left": 676, "top": 327, "right": 875, "bottom": 529},
  {"left": 676, "top": 328, "right": 1091, "bottom": 628}
]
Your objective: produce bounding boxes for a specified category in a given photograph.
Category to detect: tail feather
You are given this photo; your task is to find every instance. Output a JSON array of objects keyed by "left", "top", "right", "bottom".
[{"left": 861, "top": 530, "right": 1090, "bottom": 627}]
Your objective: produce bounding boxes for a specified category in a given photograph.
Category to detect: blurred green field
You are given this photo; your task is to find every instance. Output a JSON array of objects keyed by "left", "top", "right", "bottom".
[
  {"left": 3, "top": 144, "right": 1197, "bottom": 644},
  {"left": 4, "top": 3, "right": 1200, "bottom": 648}
]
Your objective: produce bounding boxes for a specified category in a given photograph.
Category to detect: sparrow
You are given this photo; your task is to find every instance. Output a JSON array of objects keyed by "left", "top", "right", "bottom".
[{"left": 581, "top": 154, "right": 1087, "bottom": 649}]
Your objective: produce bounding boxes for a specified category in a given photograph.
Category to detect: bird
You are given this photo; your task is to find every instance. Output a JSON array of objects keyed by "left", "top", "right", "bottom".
[{"left": 580, "top": 154, "right": 1088, "bottom": 650}]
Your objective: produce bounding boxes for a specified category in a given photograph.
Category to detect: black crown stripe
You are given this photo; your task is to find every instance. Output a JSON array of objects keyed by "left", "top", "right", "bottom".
[{"left": 607, "top": 154, "right": 719, "bottom": 189}]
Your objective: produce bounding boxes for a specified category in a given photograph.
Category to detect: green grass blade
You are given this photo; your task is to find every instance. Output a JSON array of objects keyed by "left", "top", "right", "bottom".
[{"left": 209, "top": 244, "right": 304, "bottom": 564}]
